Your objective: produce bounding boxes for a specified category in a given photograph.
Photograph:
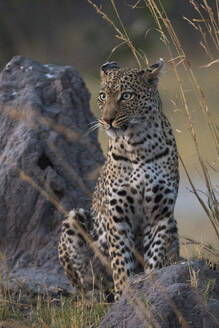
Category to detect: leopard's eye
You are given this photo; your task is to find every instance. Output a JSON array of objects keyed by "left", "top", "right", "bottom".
[
  {"left": 99, "top": 92, "right": 107, "bottom": 102},
  {"left": 121, "top": 92, "right": 133, "bottom": 101}
]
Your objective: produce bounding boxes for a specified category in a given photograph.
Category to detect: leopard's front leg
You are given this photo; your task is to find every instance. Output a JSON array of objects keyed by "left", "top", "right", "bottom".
[
  {"left": 59, "top": 208, "right": 112, "bottom": 291},
  {"left": 106, "top": 206, "right": 135, "bottom": 301},
  {"left": 143, "top": 207, "right": 179, "bottom": 270}
]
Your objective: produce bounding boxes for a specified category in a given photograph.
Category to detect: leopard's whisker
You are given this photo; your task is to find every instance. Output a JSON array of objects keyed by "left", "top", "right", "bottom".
[
  {"left": 84, "top": 123, "right": 101, "bottom": 136},
  {"left": 98, "top": 119, "right": 105, "bottom": 126},
  {"left": 113, "top": 117, "right": 130, "bottom": 128},
  {"left": 88, "top": 120, "right": 99, "bottom": 126},
  {"left": 115, "top": 114, "right": 127, "bottom": 121},
  {"left": 90, "top": 122, "right": 101, "bottom": 129},
  {"left": 114, "top": 117, "right": 128, "bottom": 124}
]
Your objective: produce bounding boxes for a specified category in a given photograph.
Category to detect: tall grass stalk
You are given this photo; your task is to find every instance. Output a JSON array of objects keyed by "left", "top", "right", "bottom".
[
  {"left": 143, "top": 0, "right": 219, "bottom": 243},
  {"left": 88, "top": 0, "right": 219, "bottom": 247}
]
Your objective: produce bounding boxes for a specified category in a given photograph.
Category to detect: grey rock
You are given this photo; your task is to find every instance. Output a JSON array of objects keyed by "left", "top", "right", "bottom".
[
  {"left": 0, "top": 56, "right": 104, "bottom": 293},
  {"left": 100, "top": 261, "right": 219, "bottom": 328}
]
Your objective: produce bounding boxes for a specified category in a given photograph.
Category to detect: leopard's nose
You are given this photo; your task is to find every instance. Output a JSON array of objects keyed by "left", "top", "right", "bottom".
[
  {"left": 103, "top": 117, "right": 114, "bottom": 126},
  {"left": 102, "top": 106, "right": 116, "bottom": 126}
]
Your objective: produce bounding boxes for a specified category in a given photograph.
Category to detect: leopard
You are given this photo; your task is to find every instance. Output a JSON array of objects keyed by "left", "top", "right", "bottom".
[{"left": 58, "top": 59, "right": 180, "bottom": 301}]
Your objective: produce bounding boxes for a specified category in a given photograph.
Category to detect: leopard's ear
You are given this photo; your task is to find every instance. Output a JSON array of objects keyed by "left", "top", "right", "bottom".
[
  {"left": 143, "top": 58, "right": 164, "bottom": 85},
  {"left": 100, "top": 62, "right": 120, "bottom": 80}
]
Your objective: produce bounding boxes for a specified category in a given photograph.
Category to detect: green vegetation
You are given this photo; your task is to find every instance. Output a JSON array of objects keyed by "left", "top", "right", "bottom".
[{"left": 0, "top": 285, "right": 110, "bottom": 328}]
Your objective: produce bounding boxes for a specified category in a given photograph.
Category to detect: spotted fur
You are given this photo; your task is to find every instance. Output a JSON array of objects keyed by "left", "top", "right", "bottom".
[{"left": 59, "top": 59, "right": 180, "bottom": 300}]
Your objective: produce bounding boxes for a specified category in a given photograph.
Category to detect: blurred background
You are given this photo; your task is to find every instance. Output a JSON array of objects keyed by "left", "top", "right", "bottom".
[{"left": 0, "top": 0, "right": 218, "bottom": 254}]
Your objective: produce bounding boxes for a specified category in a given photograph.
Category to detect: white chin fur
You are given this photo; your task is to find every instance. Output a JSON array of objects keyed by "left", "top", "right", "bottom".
[
  {"left": 105, "top": 128, "right": 125, "bottom": 138},
  {"left": 105, "top": 129, "right": 117, "bottom": 138}
]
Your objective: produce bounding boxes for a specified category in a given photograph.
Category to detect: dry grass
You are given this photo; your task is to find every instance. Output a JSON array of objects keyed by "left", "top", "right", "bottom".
[
  {"left": 0, "top": 255, "right": 110, "bottom": 328},
  {"left": 88, "top": 0, "right": 219, "bottom": 250},
  {"left": 142, "top": 0, "right": 219, "bottom": 256},
  {"left": 0, "top": 291, "right": 110, "bottom": 328},
  {"left": 87, "top": 0, "right": 219, "bottom": 325}
]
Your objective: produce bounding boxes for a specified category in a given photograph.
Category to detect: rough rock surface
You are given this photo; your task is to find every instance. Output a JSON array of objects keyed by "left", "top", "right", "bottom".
[
  {"left": 0, "top": 56, "right": 104, "bottom": 293},
  {"left": 100, "top": 261, "right": 219, "bottom": 328}
]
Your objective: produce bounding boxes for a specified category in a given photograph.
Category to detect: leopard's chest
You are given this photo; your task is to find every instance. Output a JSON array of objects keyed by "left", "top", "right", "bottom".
[
  {"left": 104, "top": 158, "right": 162, "bottom": 205},
  {"left": 105, "top": 153, "right": 166, "bottom": 189},
  {"left": 104, "top": 156, "right": 175, "bottom": 207}
]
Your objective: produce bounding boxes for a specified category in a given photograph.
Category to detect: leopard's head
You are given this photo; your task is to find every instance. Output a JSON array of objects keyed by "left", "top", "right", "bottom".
[{"left": 98, "top": 59, "right": 164, "bottom": 137}]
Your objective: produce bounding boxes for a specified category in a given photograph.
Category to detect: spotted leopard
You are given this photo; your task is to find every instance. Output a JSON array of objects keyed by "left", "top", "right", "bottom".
[{"left": 59, "top": 59, "right": 180, "bottom": 300}]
